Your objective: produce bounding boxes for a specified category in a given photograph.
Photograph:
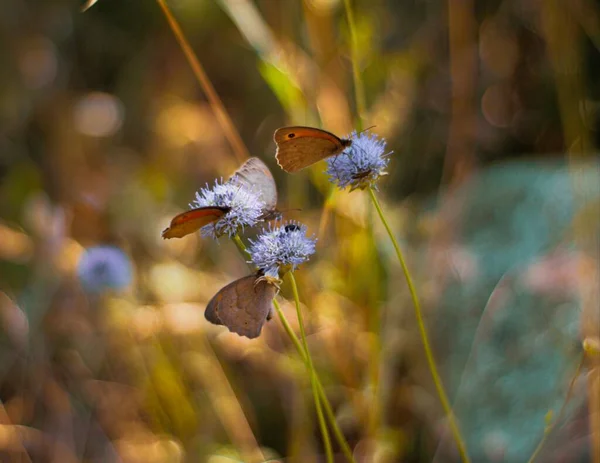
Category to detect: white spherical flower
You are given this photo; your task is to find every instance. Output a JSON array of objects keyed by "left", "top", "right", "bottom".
[
  {"left": 326, "top": 131, "right": 391, "bottom": 191},
  {"left": 248, "top": 222, "right": 316, "bottom": 279},
  {"left": 191, "top": 179, "right": 266, "bottom": 239},
  {"left": 77, "top": 245, "right": 133, "bottom": 293}
]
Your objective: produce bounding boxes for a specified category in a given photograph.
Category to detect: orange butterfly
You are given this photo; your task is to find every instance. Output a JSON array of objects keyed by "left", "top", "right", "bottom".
[
  {"left": 274, "top": 126, "right": 352, "bottom": 173},
  {"left": 161, "top": 206, "right": 230, "bottom": 239},
  {"left": 162, "top": 158, "right": 279, "bottom": 239}
]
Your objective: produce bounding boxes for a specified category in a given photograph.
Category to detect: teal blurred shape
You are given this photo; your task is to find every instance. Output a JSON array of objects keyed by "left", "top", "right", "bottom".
[{"left": 431, "top": 159, "right": 599, "bottom": 462}]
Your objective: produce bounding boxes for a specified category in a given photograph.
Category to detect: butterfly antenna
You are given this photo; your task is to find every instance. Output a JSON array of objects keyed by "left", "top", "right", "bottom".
[
  {"left": 230, "top": 183, "right": 246, "bottom": 202},
  {"left": 355, "top": 125, "right": 376, "bottom": 136}
]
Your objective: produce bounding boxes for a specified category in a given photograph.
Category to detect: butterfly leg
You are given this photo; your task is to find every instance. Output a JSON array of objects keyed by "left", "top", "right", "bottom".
[{"left": 255, "top": 274, "right": 281, "bottom": 290}]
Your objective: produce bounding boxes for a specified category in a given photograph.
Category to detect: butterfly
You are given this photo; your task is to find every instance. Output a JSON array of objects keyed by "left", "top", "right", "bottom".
[
  {"left": 161, "top": 157, "right": 279, "bottom": 239},
  {"left": 228, "top": 157, "right": 280, "bottom": 220},
  {"left": 274, "top": 126, "right": 352, "bottom": 173},
  {"left": 161, "top": 206, "right": 230, "bottom": 239},
  {"left": 205, "top": 274, "right": 277, "bottom": 338}
]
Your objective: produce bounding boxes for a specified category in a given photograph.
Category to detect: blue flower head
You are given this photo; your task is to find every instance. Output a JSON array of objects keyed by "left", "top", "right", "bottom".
[
  {"left": 248, "top": 222, "right": 316, "bottom": 280},
  {"left": 192, "top": 179, "right": 265, "bottom": 239},
  {"left": 326, "top": 130, "right": 391, "bottom": 191},
  {"left": 77, "top": 245, "right": 133, "bottom": 293}
]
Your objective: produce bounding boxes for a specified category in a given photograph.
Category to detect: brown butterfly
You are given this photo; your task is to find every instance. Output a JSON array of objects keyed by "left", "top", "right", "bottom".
[
  {"left": 274, "top": 126, "right": 352, "bottom": 173},
  {"left": 228, "top": 157, "right": 280, "bottom": 220},
  {"left": 205, "top": 274, "right": 277, "bottom": 338},
  {"left": 161, "top": 158, "right": 279, "bottom": 239}
]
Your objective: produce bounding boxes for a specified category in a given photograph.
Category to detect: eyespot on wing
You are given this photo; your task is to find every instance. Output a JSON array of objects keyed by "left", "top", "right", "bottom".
[{"left": 274, "top": 126, "right": 352, "bottom": 173}]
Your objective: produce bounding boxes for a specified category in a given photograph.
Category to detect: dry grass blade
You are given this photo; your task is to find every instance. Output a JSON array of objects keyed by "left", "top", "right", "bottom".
[
  {"left": 81, "top": 0, "right": 99, "bottom": 12},
  {"left": 156, "top": 0, "right": 250, "bottom": 163}
]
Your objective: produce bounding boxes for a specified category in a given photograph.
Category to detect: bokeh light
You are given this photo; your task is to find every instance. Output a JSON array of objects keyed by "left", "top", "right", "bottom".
[{"left": 74, "top": 92, "right": 124, "bottom": 137}]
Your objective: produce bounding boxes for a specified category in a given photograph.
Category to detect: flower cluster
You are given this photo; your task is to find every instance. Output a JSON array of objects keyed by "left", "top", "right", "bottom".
[
  {"left": 326, "top": 130, "right": 390, "bottom": 191},
  {"left": 164, "top": 127, "right": 393, "bottom": 344},
  {"left": 192, "top": 179, "right": 265, "bottom": 239},
  {"left": 248, "top": 222, "right": 316, "bottom": 280},
  {"left": 77, "top": 245, "right": 133, "bottom": 293}
]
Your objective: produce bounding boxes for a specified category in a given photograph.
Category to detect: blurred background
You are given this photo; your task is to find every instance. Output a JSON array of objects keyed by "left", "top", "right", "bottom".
[{"left": 0, "top": 0, "right": 599, "bottom": 462}]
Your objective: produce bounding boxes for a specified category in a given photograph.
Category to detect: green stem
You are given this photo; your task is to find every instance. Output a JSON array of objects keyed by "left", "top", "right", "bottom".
[
  {"left": 365, "top": 198, "right": 382, "bottom": 440},
  {"left": 233, "top": 234, "right": 251, "bottom": 259},
  {"left": 527, "top": 353, "right": 585, "bottom": 463},
  {"left": 232, "top": 235, "right": 356, "bottom": 462},
  {"left": 367, "top": 187, "right": 471, "bottom": 463},
  {"left": 289, "top": 272, "right": 333, "bottom": 463},
  {"left": 343, "top": 0, "right": 366, "bottom": 131},
  {"left": 273, "top": 299, "right": 356, "bottom": 463}
]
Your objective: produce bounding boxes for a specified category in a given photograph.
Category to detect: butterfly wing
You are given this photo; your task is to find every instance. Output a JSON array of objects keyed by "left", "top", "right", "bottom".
[
  {"left": 205, "top": 275, "right": 277, "bottom": 339},
  {"left": 161, "top": 206, "right": 230, "bottom": 239},
  {"left": 228, "top": 157, "right": 278, "bottom": 212},
  {"left": 274, "top": 126, "right": 350, "bottom": 173}
]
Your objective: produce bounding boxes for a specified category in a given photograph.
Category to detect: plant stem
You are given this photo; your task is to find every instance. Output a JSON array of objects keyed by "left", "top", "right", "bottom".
[
  {"left": 233, "top": 234, "right": 251, "bottom": 260},
  {"left": 367, "top": 187, "right": 471, "bottom": 463},
  {"left": 273, "top": 299, "right": 356, "bottom": 463},
  {"left": 232, "top": 235, "right": 356, "bottom": 462},
  {"left": 527, "top": 353, "right": 585, "bottom": 463},
  {"left": 289, "top": 272, "right": 333, "bottom": 463},
  {"left": 155, "top": 0, "right": 249, "bottom": 163},
  {"left": 365, "top": 196, "right": 382, "bottom": 442},
  {"left": 343, "top": 0, "right": 366, "bottom": 131}
]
